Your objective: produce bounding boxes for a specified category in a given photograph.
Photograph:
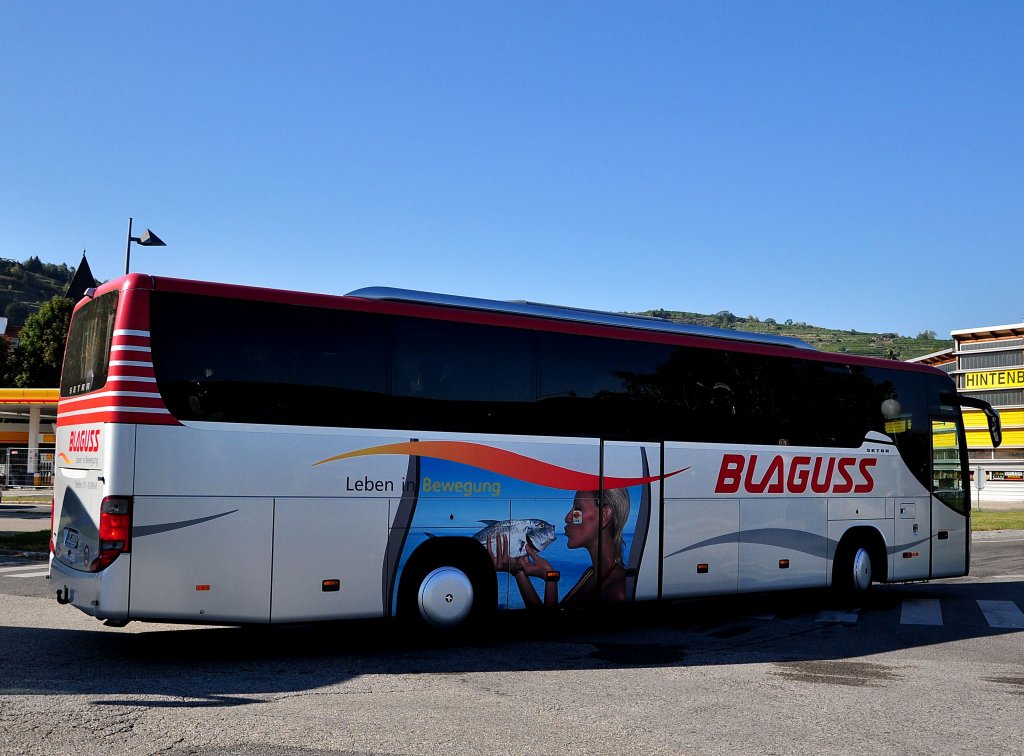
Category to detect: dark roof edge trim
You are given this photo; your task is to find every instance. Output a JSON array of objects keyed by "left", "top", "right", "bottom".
[{"left": 347, "top": 287, "right": 816, "bottom": 351}]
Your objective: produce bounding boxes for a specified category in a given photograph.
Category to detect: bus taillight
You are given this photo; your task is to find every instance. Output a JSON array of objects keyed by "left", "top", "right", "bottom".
[{"left": 93, "top": 496, "right": 132, "bottom": 572}]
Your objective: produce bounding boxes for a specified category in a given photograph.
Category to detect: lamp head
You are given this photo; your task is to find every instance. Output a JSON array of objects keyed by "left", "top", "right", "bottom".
[{"left": 137, "top": 229, "right": 166, "bottom": 247}]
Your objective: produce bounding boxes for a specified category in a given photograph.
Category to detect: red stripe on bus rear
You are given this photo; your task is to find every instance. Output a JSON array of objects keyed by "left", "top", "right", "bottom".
[
  {"left": 60, "top": 394, "right": 167, "bottom": 412},
  {"left": 58, "top": 410, "right": 180, "bottom": 427}
]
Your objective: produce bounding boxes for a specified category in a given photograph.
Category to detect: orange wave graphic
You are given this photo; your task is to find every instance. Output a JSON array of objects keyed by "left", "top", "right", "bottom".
[{"left": 314, "top": 440, "right": 687, "bottom": 490}]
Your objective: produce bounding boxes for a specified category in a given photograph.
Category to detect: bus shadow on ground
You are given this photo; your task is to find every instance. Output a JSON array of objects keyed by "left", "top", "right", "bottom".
[{"left": 2, "top": 580, "right": 1020, "bottom": 708}]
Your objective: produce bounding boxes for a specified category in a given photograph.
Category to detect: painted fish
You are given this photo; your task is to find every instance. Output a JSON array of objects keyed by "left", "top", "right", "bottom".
[{"left": 474, "top": 518, "right": 557, "bottom": 559}]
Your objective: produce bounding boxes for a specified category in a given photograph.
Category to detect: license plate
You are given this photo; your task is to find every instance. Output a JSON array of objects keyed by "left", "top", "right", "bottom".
[{"left": 63, "top": 529, "right": 80, "bottom": 548}]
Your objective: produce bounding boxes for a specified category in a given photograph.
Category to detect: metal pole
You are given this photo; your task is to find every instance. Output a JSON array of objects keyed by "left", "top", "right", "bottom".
[{"left": 124, "top": 216, "right": 134, "bottom": 275}]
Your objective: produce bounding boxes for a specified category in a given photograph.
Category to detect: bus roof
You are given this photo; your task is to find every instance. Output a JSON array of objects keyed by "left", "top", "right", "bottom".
[
  {"left": 86, "top": 275, "right": 949, "bottom": 377},
  {"left": 347, "top": 286, "right": 817, "bottom": 352}
]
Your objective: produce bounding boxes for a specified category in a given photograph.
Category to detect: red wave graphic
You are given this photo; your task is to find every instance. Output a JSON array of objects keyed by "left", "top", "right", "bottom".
[{"left": 314, "top": 440, "right": 687, "bottom": 490}]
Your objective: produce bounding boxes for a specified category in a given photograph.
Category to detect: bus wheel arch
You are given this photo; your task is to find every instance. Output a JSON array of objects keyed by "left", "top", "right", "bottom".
[
  {"left": 397, "top": 537, "right": 497, "bottom": 630},
  {"left": 832, "top": 527, "right": 887, "bottom": 594}
]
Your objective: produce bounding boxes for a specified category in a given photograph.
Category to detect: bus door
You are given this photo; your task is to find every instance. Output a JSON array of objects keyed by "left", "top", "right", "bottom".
[
  {"left": 601, "top": 441, "right": 662, "bottom": 602},
  {"left": 929, "top": 417, "right": 968, "bottom": 578},
  {"left": 938, "top": 392, "right": 1003, "bottom": 578}
]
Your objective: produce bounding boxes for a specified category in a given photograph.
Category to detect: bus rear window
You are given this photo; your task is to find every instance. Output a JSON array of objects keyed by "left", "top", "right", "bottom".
[{"left": 60, "top": 291, "right": 118, "bottom": 397}]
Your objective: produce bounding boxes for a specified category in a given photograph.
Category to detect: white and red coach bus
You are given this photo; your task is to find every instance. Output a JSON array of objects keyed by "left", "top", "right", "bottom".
[{"left": 49, "top": 274, "right": 1001, "bottom": 628}]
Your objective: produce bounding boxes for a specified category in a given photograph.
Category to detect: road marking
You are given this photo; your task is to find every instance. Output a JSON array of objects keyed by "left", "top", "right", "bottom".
[
  {"left": 900, "top": 598, "right": 943, "bottom": 625},
  {"left": 6, "top": 570, "right": 48, "bottom": 579},
  {"left": 978, "top": 600, "right": 1024, "bottom": 629},
  {"left": 816, "top": 609, "right": 859, "bottom": 623},
  {"left": 0, "top": 564, "right": 47, "bottom": 574},
  {"left": 975, "top": 537, "right": 1024, "bottom": 542}
]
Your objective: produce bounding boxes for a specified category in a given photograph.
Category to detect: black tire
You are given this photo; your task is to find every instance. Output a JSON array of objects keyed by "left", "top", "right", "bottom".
[
  {"left": 833, "top": 537, "right": 874, "bottom": 596},
  {"left": 397, "top": 538, "right": 496, "bottom": 633}
]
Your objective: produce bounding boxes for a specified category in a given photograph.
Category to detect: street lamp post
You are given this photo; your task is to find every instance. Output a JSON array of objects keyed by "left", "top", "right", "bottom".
[{"left": 124, "top": 217, "right": 167, "bottom": 275}]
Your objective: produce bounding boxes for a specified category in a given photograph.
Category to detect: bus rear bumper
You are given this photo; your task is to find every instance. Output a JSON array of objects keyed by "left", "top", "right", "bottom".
[{"left": 49, "top": 554, "right": 131, "bottom": 622}]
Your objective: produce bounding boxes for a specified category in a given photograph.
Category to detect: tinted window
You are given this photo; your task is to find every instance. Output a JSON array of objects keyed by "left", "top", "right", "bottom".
[
  {"left": 148, "top": 288, "right": 935, "bottom": 463},
  {"left": 60, "top": 291, "right": 118, "bottom": 397},
  {"left": 391, "top": 318, "right": 535, "bottom": 434},
  {"left": 928, "top": 373, "right": 968, "bottom": 513},
  {"left": 538, "top": 332, "right": 678, "bottom": 439},
  {"left": 150, "top": 292, "right": 389, "bottom": 427},
  {"left": 864, "top": 366, "right": 929, "bottom": 490}
]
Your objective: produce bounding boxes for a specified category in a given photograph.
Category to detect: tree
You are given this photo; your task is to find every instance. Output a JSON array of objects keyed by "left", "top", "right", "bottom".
[
  {"left": 22, "top": 255, "right": 43, "bottom": 274},
  {"left": 13, "top": 295, "right": 74, "bottom": 387},
  {"left": 4, "top": 300, "right": 32, "bottom": 326},
  {"left": 916, "top": 329, "right": 937, "bottom": 340},
  {"left": 0, "top": 336, "right": 13, "bottom": 385}
]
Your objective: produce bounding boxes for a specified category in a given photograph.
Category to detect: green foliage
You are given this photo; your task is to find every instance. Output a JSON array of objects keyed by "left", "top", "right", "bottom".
[
  {"left": 5, "top": 301, "right": 31, "bottom": 323},
  {"left": 0, "top": 530, "right": 50, "bottom": 553},
  {"left": 13, "top": 295, "right": 74, "bottom": 387},
  {"left": 972, "top": 510, "right": 1024, "bottom": 530},
  {"left": 0, "top": 336, "right": 13, "bottom": 385},
  {"left": 0, "top": 336, "right": 12, "bottom": 383}
]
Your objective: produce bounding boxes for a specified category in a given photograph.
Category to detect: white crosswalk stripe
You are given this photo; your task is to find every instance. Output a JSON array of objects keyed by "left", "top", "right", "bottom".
[
  {"left": 977, "top": 600, "right": 1024, "bottom": 629},
  {"left": 807, "top": 599, "right": 1024, "bottom": 628},
  {"left": 0, "top": 563, "right": 48, "bottom": 578},
  {"left": 900, "top": 598, "right": 943, "bottom": 625},
  {"left": 5, "top": 569, "right": 49, "bottom": 578},
  {"left": 0, "top": 564, "right": 46, "bottom": 573}
]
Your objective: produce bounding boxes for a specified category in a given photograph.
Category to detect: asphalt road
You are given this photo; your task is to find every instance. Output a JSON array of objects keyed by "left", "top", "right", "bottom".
[
  {"left": 0, "top": 501, "right": 50, "bottom": 533},
  {"left": 0, "top": 533, "right": 1021, "bottom": 755}
]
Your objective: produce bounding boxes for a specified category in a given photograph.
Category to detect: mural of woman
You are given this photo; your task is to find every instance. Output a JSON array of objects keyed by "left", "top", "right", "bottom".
[{"left": 489, "top": 488, "right": 631, "bottom": 608}]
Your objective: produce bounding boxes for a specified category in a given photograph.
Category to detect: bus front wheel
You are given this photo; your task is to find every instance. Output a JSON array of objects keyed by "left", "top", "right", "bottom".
[{"left": 833, "top": 538, "right": 874, "bottom": 595}]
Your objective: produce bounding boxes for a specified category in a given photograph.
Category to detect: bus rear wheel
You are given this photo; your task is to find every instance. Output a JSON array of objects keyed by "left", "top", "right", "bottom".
[
  {"left": 416, "top": 565, "right": 475, "bottom": 628},
  {"left": 397, "top": 540, "right": 495, "bottom": 632}
]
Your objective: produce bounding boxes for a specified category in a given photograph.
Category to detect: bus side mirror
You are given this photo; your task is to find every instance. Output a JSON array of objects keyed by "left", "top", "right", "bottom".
[
  {"left": 958, "top": 395, "right": 1002, "bottom": 448},
  {"left": 987, "top": 410, "right": 1002, "bottom": 448}
]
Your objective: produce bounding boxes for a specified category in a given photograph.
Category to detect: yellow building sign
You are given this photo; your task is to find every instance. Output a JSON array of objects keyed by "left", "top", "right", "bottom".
[{"left": 963, "top": 368, "right": 1024, "bottom": 390}]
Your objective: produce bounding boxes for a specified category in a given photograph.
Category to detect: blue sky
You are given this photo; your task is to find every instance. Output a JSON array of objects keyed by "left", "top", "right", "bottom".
[{"left": 2, "top": 2, "right": 1021, "bottom": 337}]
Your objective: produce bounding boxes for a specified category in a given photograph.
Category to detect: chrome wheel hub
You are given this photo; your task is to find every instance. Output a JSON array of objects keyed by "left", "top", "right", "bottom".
[
  {"left": 851, "top": 547, "right": 872, "bottom": 592},
  {"left": 417, "top": 566, "right": 474, "bottom": 627}
]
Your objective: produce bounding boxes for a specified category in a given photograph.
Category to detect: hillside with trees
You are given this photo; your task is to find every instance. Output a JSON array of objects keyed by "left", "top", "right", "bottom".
[
  {"left": 0, "top": 256, "right": 95, "bottom": 387},
  {"left": 0, "top": 256, "right": 79, "bottom": 327},
  {"left": 636, "top": 309, "right": 951, "bottom": 360}
]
